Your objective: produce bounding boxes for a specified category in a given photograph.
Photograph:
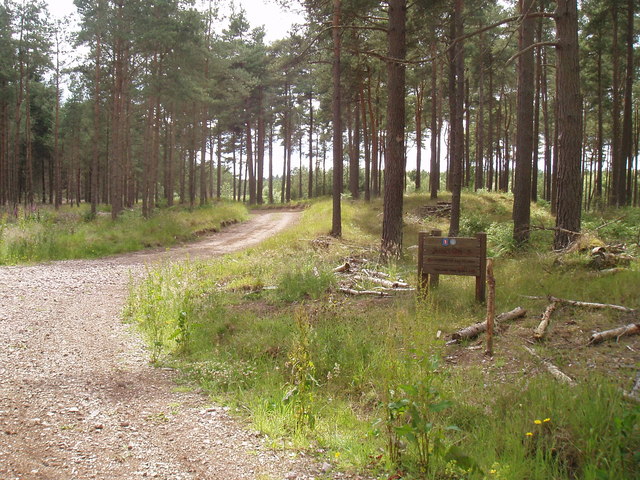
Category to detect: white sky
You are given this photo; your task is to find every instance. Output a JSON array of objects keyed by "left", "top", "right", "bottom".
[{"left": 45, "top": 0, "right": 306, "bottom": 44}]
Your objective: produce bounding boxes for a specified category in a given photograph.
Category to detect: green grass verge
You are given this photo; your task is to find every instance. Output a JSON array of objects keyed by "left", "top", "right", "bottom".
[
  {"left": 127, "top": 195, "right": 640, "bottom": 479},
  {"left": 0, "top": 201, "right": 248, "bottom": 264}
]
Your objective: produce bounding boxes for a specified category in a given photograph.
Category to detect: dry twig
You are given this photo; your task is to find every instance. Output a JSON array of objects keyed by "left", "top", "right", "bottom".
[{"left": 524, "top": 346, "right": 576, "bottom": 387}]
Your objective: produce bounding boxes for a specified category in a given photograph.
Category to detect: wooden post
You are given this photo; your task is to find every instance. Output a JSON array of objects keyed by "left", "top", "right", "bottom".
[
  {"left": 485, "top": 258, "right": 495, "bottom": 356},
  {"left": 429, "top": 229, "right": 441, "bottom": 289},
  {"left": 476, "top": 232, "right": 487, "bottom": 302}
]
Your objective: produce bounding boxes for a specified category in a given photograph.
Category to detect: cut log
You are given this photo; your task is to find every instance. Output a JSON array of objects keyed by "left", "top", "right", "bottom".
[
  {"left": 333, "top": 262, "right": 351, "bottom": 273},
  {"left": 524, "top": 295, "right": 635, "bottom": 313},
  {"left": 587, "top": 323, "right": 640, "bottom": 345},
  {"left": 339, "top": 287, "right": 390, "bottom": 297},
  {"left": 524, "top": 346, "right": 576, "bottom": 386},
  {"left": 533, "top": 301, "right": 559, "bottom": 340},
  {"left": 449, "top": 307, "right": 527, "bottom": 343}
]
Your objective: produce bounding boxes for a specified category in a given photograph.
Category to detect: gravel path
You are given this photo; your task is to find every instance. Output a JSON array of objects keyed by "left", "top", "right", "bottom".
[{"left": 0, "top": 210, "right": 325, "bottom": 480}]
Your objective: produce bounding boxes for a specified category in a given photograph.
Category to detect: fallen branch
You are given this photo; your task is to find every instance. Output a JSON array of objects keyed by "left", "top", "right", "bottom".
[
  {"left": 588, "top": 268, "right": 627, "bottom": 277},
  {"left": 625, "top": 372, "right": 640, "bottom": 402},
  {"left": 524, "top": 295, "right": 635, "bottom": 313},
  {"left": 362, "top": 268, "right": 391, "bottom": 279},
  {"left": 448, "top": 307, "right": 527, "bottom": 344},
  {"left": 524, "top": 346, "right": 576, "bottom": 386},
  {"left": 339, "top": 287, "right": 390, "bottom": 297},
  {"left": 353, "top": 275, "right": 409, "bottom": 289},
  {"left": 533, "top": 301, "right": 559, "bottom": 340},
  {"left": 587, "top": 323, "right": 640, "bottom": 345}
]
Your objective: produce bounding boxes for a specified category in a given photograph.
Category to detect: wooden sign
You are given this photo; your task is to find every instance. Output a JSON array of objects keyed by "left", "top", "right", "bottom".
[{"left": 418, "top": 230, "right": 487, "bottom": 302}]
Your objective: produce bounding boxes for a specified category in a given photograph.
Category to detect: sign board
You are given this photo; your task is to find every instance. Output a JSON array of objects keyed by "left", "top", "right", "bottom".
[{"left": 418, "top": 230, "right": 487, "bottom": 302}]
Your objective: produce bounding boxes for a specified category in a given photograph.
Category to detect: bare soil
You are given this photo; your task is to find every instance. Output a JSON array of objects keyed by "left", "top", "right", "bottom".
[{"left": 0, "top": 211, "right": 327, "bottom": 480}]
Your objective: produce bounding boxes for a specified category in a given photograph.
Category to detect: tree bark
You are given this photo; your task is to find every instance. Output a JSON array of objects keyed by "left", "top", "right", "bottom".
[
  {"left": 415, "top": 81, "right": 424, "bottom": 191},
  {"left": 350, "top": 99, "right": 360, "bottom": 199},
  {"left": 619, "top": 0, "right": 634, "bottom": 206},
  {"left": 331, "top": 0, "right": 343, "bottom": 237},
  {"left": 307, "top": 90, "right": 313, "bottom": 199},
  {"left": 513, "top": 0, "right": 536, "bottom": 245},
  {"left": 610, "top": 2, "right": 622, "bottom": 206},
  {"left": 553, "top": 0, "right": 583, "bottom": 249},
  {"left": 430, "top": 43, "right": 439, "bottom": 199},
  {"left": 257, "top": 87, "right": 265, "bottom": 204},
  {"left": 381, "top": 0, "right": 407, "bottom": 259},
  {"left": 448, "top": 0, "right": 464, "bottom": 237}
]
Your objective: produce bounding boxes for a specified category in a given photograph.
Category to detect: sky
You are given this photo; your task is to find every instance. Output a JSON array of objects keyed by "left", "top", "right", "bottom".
[{"left": 45, "top": 0, "right": 306, "bottom": 44}]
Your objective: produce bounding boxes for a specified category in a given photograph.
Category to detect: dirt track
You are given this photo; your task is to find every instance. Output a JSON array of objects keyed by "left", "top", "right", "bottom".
[{"left": 0, "top": 210, "right": 323, "bottom": 480}]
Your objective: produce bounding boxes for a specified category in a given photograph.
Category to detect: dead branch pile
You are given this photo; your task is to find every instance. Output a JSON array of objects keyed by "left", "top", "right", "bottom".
[
  {"left": 525, "top": 295, "right": 639, "bottom": 345},
  {"left": 589, "top": 245, "right": 634, "bottom": 270},
  {"left": 419, "top": 202, "right": 452, "bottom": 218},
  {"left": 333, "top": 258, "right": 414, "bottom": 297}
]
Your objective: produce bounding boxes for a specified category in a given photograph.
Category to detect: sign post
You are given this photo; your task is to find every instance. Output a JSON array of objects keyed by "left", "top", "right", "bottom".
[{"left": 418, "top": 231, "right": 487, "bottom": 302}]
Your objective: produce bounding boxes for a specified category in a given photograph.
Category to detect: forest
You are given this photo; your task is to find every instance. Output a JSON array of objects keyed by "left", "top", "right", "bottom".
[{"left": 0, "top": 0, "right": 638, "bottom": 254}]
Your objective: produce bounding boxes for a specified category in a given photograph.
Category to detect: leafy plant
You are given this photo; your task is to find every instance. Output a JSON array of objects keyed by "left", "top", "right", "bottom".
[
  {"left": 283, "top": 308, "right": 319, "bottom": 431},
  {"left": 375, "top": 355, "right": 468, "bottom": 476}
]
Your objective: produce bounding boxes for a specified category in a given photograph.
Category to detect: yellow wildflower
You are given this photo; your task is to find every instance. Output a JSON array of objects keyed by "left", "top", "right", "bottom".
[
  {"left": 526, "top": 432, "right": 534, "bottom": 436},
  {"left": 543, "top": 418, "right": 551, "bottom": 423},
  {"left": 490, "top": 469, "right": 497, "bottom": 474},
  {"left": 534, "top": 419, "right": 542, "bottom": 425}
]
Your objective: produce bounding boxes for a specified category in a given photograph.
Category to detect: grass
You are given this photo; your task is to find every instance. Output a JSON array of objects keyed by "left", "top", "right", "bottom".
[
  {"left": 125, "top": 194, "right": 640, "bottom": 479},
  {"left": 0, "top": 201, "right": 248, "bottom": 264}
]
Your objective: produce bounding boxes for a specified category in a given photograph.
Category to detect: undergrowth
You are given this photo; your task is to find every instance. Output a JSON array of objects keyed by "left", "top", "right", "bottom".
[
  {"left": 127, "top": 195, "right": 640, "bottom": 479},
  {"left": 0, "top": 201, "right": 247, "bottom": 264}
]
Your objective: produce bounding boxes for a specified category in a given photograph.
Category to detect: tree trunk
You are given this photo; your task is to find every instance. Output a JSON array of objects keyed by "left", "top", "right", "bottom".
[
  {"left": 351, "top": 99, "right": 360, "bottom": 199},
  {"left": 268, "top": 122, "right": 274, "bottom": 203},
  {"left": 257, "top": 88, "right": 265, "bottom": 204},
  {"left": 464, "top": 77, "right": 471, "bottom": 187},
  {"left": 415, "top": 81, "right": 424, "bottom": 191},
  {"left": 619, "top": 0, "right": 634, "bottom": 206},
  {"left": 200, "top": 114, "right": 208, "bottom": 206},
  {"left": 246, "top": 116, "right": 256, "bottom": 205},
  {"left": 542, "top": 46, "right": 552, "bottom": 202},
  {"left": 487, "top": 53, "right": 494, "bottom": 191},
  {"left": 430, "top": 44, "right": 439, "bottom": 199},
  {"left": 381, "top": 0, "right": 407, "bottom": 259},
  {"left": 448, "top": 0, "right": 464, "bottom": 237},
  {"left": 553, "top": 0, "right": 583, "bottom": 249},
  {"left": 475, "top": 56, "right": 484, "bottom": 191},
  {"left": 361, "top": 82, "right": 371, "bottom": 201},
  {"left": 513, "top": 0, "right": 536, "bottom": 245},
  {"left": 331, "top": 0, "right": 343, "bottom": 236},
  {"left": 610, "top": 2, "right": 622, "bottom": 205},
  {"left": 367, "top": 72, "right": 380, "bottom": 198},
  {"left": 307, "top": 90, "right": 313, "bottom": 199},
  {"left": 216, "top": 130, "right": 222, "bottom": 200}
]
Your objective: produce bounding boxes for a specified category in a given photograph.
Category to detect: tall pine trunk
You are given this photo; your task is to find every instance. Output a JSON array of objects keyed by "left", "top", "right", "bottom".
[
  {"left": 331, "top": 0, "right": 343, "bottom": 236},
  {"left": 513, "top": 0, "right": 536, "bottom": 245},
  {"left": 381, "top": 0, "right": 407, "bottom": 259},
  {"left": 553, "top": 0, "right": 583, "bottom": 249},
  {"left": 448, "top": 0, "right": 464, "bottom": 237}
]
